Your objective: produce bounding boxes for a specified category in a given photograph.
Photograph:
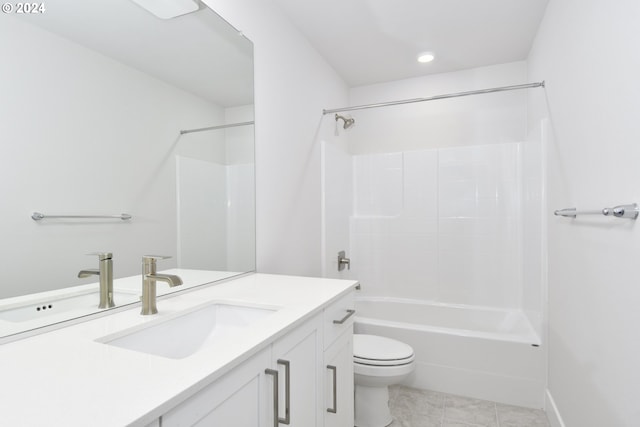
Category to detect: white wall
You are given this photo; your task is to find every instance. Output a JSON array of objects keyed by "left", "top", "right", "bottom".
[
  {"left": 348, "top": 62, "right": 528, "bottom": 154},
  {"left": 0, "top": 17, "right": 224, "bottom": 297},
  {"left": 203, "top": 0, "right": 349, "bottom": 277},
  {"left": 225, "top": 105, "right": 255, "bottom": 165},
  {"left": 321, "top": 137, "right": 353, "bottom": 279},
  {"left": 528, "top": 0, "right": 640, "bottom": 425}
]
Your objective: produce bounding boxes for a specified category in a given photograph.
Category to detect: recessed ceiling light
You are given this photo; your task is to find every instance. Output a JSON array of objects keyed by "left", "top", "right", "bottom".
[{"left": 417, "top": 52, "right": 435, "bottom": 63}]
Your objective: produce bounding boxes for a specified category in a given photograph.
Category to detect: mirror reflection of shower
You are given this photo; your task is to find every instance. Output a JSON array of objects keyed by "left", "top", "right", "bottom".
[{"left": 335, "top": 113, "right": 355, "bottom": 135}]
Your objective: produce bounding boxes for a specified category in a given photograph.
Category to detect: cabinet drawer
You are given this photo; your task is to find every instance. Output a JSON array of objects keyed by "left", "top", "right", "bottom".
[{"left": 323, "top": 290, "right": 355, "bottom": 349}]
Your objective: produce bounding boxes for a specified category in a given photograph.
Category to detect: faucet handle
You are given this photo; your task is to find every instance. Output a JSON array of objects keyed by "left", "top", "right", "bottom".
[
  {"left": 142, "top": 256, "right": 172, "bottom": 276},
  {"left": 87, "top": 252, "right": 112, "bottom": 260},
  {"left": 142, "top": 255, "right": 172, "bottom": 262},
  {"left": 142, "top": 255, "right": 172, "bottom": 267}
]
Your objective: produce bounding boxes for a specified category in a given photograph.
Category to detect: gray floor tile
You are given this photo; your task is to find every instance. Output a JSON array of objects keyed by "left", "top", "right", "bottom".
[
  {"left": 391, "top": 402, "right": 442, "bottom": 427},
  {"left": 443, "top": 394, "right": 498, "bottom": 427},
  {"left": 392, "top": 386, "right": 445, "bottom": 418},
  {"left": 496, "top": 403, "right": 550, "bottom": 427},
  {"left": 389, "top": 384, "right": 402, "bottom": 401},
  {"left": 387, "top": 386, "right": 549, "bottom": 427},
  {"left": 390, "top": 411, "right": 443, "bottom": 427},
  {"left": 442, "top": 422, "right": 485, "bottom": 427}
]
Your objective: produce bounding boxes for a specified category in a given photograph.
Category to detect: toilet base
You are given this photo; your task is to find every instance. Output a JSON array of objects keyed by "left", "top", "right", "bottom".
[{"left": 354, "top": 384, "right": 393, "bottom": 427}]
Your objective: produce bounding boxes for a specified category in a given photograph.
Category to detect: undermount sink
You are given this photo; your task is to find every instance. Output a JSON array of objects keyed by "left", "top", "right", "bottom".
[
  {"left": 0, "top": 289, "right": 139, "bottom": 323},
  {"left": 98, "top": 302, "right": 279, "bottom": 359}
]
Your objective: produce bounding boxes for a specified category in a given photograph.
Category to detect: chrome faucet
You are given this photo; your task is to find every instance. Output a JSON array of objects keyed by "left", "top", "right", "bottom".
[
  {"left": 78, "top": 252, "right": 115, "bottom": 309},
  {"left": 141, "top": 255, "right": 183, "bottom": 315}
]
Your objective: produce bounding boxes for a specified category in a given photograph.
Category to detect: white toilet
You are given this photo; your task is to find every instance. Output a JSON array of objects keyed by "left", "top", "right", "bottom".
[{"left": 353, "top": 334, "right": 415, "bottom": 427}]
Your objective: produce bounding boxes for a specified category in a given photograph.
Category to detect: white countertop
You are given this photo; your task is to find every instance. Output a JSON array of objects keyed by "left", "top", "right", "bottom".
[
  {"left": 0, "top": 269, "right": 243, "bottom": 337},
  {"left": 0, "top": 273, "right": 357, "bottom": 426}
]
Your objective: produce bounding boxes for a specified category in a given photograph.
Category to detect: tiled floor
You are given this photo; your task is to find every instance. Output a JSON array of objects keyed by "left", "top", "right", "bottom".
[{"left": 388, "top": 386, "right": 550, "bottom": 427}]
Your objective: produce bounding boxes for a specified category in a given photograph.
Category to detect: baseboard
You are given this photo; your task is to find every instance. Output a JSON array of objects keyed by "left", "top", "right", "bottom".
[
  {"left": 404, "top": 361, "right": 545, "bottom": 409},
  {"left": 545, "top": 389, "right": 566, "bottom": 427}
]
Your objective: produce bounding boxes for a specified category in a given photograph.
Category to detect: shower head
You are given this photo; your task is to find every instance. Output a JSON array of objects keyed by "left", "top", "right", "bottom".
[{"left": 335, "top": 114, "right": 355, "bottom": 130}]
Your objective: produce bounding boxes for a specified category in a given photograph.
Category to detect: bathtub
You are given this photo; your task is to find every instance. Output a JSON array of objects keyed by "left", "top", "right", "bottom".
[{"left": 354, "top": 297, "right": 546, "bottom": 408}]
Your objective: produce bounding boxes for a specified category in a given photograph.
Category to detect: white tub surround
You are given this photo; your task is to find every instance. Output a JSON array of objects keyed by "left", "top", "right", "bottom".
[
  {"left": 0, "top": 273, "right": 357, "bottom": 426},
  {"left": 354, "top": 297, "right": 545, "bottom": 408},
  {"left": 349, "top": 143, "right": 524, "bottom": 309}
]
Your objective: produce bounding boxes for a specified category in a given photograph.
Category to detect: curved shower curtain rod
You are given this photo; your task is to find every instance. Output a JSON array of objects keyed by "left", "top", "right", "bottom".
[{"left": 322, "top": 81, "right": 545, "bottom": 115}]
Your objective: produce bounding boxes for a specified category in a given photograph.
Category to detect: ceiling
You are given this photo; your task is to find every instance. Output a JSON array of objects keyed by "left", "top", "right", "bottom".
[
  {"left": 21, "top": 0, "right": 253, "bottom": 107},
  {"left": 272, "top": 0, "right": 549, "bottom": 87}
]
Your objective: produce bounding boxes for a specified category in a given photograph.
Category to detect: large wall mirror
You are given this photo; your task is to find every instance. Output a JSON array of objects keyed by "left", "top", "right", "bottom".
[{"left": 0, "top": 0, "right": 255, "bottom": 338}]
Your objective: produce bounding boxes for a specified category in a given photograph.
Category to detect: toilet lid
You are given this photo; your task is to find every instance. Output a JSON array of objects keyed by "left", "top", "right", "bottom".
[{"left": 353, "top": 334, "right": 414, "bottom": 366}]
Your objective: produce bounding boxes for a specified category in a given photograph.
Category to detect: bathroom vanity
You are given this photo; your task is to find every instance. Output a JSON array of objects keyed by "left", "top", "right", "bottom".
[{"left": 0, "top": 274, "right": 356, "bottom": 426}]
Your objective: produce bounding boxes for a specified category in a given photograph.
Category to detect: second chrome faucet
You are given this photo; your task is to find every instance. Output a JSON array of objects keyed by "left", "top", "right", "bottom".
[{"left": 141, "top": 255, "right": 183, "bottom": 315}]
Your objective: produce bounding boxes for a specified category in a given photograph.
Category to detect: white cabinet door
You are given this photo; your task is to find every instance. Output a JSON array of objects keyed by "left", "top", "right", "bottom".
[
  {"left": 323, "top": 329, "right": 354, "bottom": 427},
  {"left": 270, "top": 313, "right": 323, "bottom": 427},
  {"left": 162, "top": 347, "right": 271, "bottom": 427}
]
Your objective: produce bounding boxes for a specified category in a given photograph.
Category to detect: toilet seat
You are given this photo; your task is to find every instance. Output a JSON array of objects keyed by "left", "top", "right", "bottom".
[
  {"left": 353, "top": 334, "right": 416, "bottom": 426},
  {"left": 353, "top": 334, "right": 415, "bottom": 366}
]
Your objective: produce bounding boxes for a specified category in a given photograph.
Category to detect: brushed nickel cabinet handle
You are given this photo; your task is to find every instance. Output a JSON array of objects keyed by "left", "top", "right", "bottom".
[
  {"left": 327, "top": 365, "right": 337, "bottom": 414},
  {"left": 265, "top": 368, "right": 279, "bottom": 427},
  {"left": 333, "top": 309, "right": 356, "bottom": 324},
  {"left": 277, "top": 359, "right": 291, "bottom": 425}
]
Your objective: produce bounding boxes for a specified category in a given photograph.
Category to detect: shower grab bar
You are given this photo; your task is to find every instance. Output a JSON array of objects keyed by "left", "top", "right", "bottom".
[
  {"left": 323, "top": 81, "right": 545, "bottom": 114},
  {"left": 554, "top": 203, "right": 639, "bottom": 220},
  {"left": 32, "top": 212, "right": 132, "bottom": 221}
]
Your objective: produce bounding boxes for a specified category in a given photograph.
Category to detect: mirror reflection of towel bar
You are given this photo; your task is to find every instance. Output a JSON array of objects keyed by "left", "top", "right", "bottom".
[
  {"left": 554, "top": 203, "right": 638, "bottom": 220},
  {"left": 31, "top": 212, "right": 132, "bottom": 221}
]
